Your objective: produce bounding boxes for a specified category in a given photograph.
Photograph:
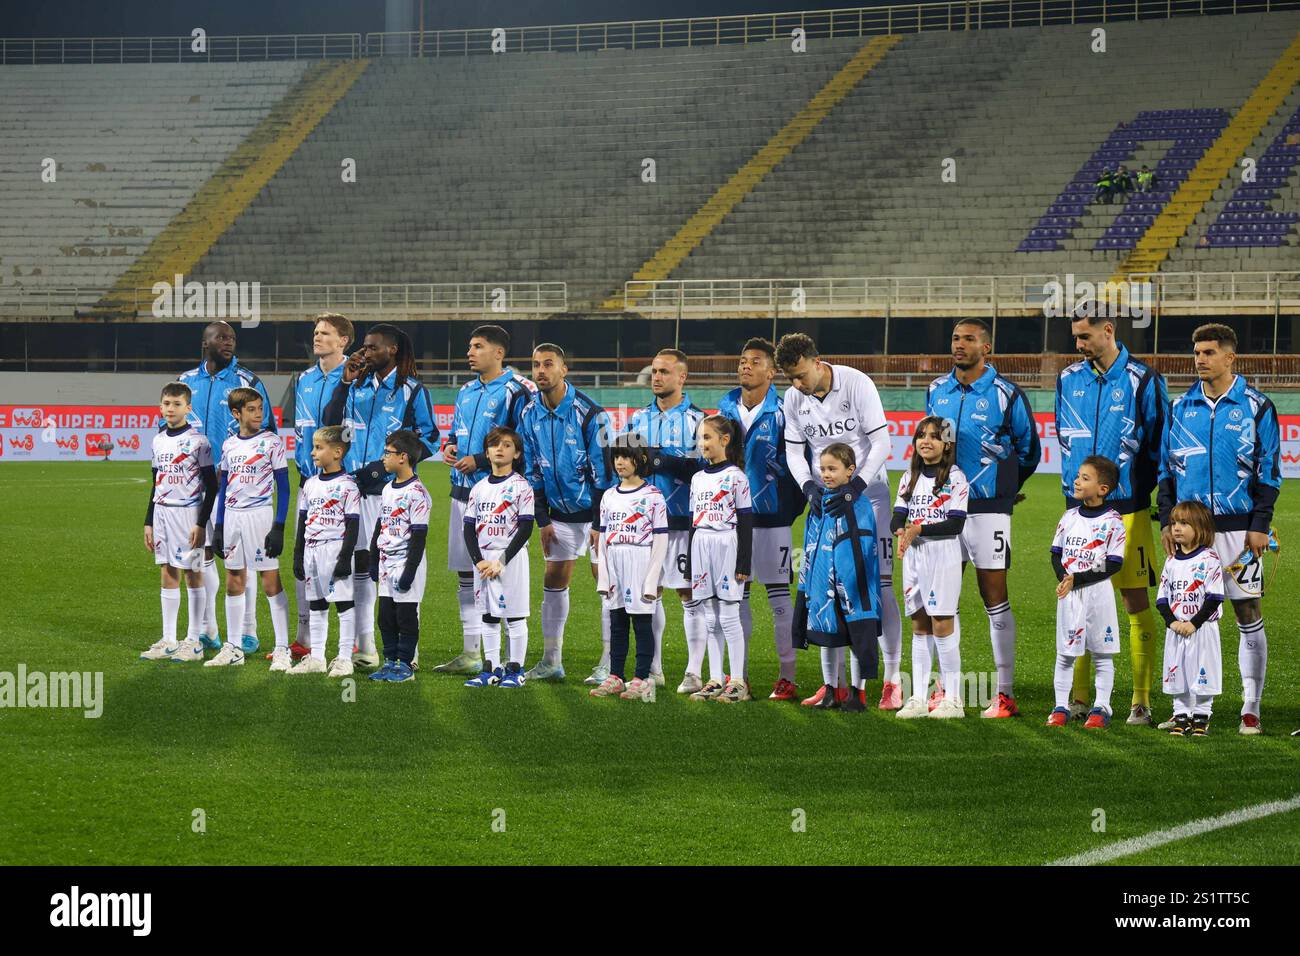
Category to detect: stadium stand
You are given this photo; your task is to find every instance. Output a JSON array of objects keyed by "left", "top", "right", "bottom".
[{"left": 0, "top": 61, "right": 310, "bottom": 300}]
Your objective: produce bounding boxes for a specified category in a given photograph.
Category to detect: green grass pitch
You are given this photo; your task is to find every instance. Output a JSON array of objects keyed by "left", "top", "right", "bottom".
[{"left": 2, "top": 462, "right": 1297, "bottom": 865}]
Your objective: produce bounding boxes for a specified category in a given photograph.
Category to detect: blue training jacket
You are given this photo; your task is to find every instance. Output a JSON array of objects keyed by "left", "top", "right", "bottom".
[
  {"left": 793, "top": 476, "right": 881, "bottom": 676},
  {"left": 322, "top": 366, "right": 439, "bottom": 488},
  {"left": 716, "top": 385, "right": 804, "bottom": 528},
  {"left": 447, "top": 367, "right": 534, "bottom": 501},
  {"left": 519, "top": 383, "right": 613, "bottom": 526},
  {"left": 1055, "top": 343, "right": 1167, "bottom": 514},
  {"left": 626, "top": 393, "right": 707, "bottom": 531},
  {"left": 174, "top": 355, "right": 275, "bottom": 466},
  {"left": 292, "top": 359, "right": 347, "bottom": 479},
  {"left": 1158, "top": 375, "right": 1282, "bottom": 534},
  {"left": 926, "top": 364, "right": 1040, "bottom": 514}
]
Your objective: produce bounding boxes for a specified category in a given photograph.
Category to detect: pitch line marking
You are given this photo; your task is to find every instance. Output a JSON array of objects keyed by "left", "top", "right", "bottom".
[{"left": 1046, "top": 793, "right": 1300, "bottom": 866}]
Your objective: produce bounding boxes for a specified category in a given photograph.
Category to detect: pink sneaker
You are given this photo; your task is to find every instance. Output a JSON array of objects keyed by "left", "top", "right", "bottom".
[{"left": 878, "top": 681, "right": 902, "bottom": 710}]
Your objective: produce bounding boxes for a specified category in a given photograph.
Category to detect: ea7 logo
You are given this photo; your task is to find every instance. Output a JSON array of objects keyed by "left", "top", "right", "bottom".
[{"left": 11, "top": 407, "right": 44, "bottom": 428}]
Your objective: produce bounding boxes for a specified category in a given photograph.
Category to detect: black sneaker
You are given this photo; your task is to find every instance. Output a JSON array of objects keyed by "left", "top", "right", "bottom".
[
  {"left": 813, "top": 683, "right": 839, "bottom": 709},
  {"left": 841, "top": 688, "right": 866, "bottom": 713},
  {"left": 1190, "top": 715, "right": 1210, "bottom": 737},
  {"left": 1168, "top": 714, "right": 1192, "bottom": 736}
]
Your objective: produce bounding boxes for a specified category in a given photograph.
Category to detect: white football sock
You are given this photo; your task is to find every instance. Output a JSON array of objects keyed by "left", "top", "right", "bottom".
[
  {"left": 1054, "top": 654, "right": 1075, "bottom": 710},
  {"left": 541, "top": 586, "right": 569, "bottom": 666},
  {"left": 1193, "top": 694, "right": 1214, "bottom": 718},
  {"left": 351, "top": 570, "right": 374, "bottom": 653},
  {"left": 267, "top": 589, "right": 290, "bottom": 650},
  {"left": 160, "top": 587, "right": 180, "bottom": 644},
  {"left": 878, "top": 578, "right": 902, "bottom": 685},
  {"left": 202, "top": 558, "right": 219, "bottom": 635},
  {"left": 704, "top": 600, "right": 725, "bottom": 683},
  {"left": 738, "top": 590, "right": 753, "bottom": 641},
  {"left": 1173, "top": 691, "right": 1194, "bottom": 717},
  {"left": 935, "top": 629, "right": 962, "bottom": 703},
  {"left": 186, "top": 586, "right": 206, "bottom": 641},
  {"left": 507, "top": 618, "right": 528, "bottom": 666},
  {"left": 819, "top": 645, "right": 842, "bottom": 687},
  {"left": 651, "top": 598, "right": 665, "bottom": 673},
  {"left": 294, "top": 576, "right": 310, "bottom": 645},
  {"left": 309, "top": 609, "right": 328, "bottom": 661},
  {"left": 482, "top": 619, "right": 502, "bottom": 670},
  {"left": 1092, "top": 655, "right": 1115, "bottom": 714},
  {"left": 458, "top": 575, "right": 480, "bottom": 655},
  {"left": 767, "top": 584, "right": 796, "bottom": 682},
  {"left": 597, "top": 605, "right": 611, "bottom": 669},
  {"left": 986, "top": 601, "right": 1016, "bottom": 696},
  {"left": 224, "top": 592, "right": 245, "bottom": 649},
  {"left": 242, "top": 574, "right": 259, "bottom": 641},
  {"left": 1238, "top": 619, "right": 1266, "bottom": 716},
  {"left": 719, "top": 599, "right": 745, "bottom": 682},
  {"left": 337, "top": 606, "right": 355, "bottom": 663},
  {"left": 911, "top": 632, "right": 933, "bottom": 701},
  {"left": 849, "top": 649, "right": 866, "bottom": 690},
  {"left": 684, "top": 599, "right": 709, "bottom": 679}
]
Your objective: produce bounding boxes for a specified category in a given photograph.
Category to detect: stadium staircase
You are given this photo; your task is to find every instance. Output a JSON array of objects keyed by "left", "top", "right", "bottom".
[
  {"left": 1112, "top": 29, "right": 1300, "bottom": 281},
  {"left": 98, "top": 58, "right": 369, "bottom": 314},
  {"left": 606, "top": 34, "right": 900, "bottom": 310}
]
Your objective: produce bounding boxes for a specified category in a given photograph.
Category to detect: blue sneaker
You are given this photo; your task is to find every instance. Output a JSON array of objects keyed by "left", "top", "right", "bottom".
[
  {"left": 369, "top": 660, "right": 398, "bottom": 682},
  {"left": 199, "top": 631, "right": 222, "bottom": 651},
  {"left": 464, "top": 666, "right": 502, "bottom": 688},
  {"left": 240, "top": 634, "right": 260, "bottom": 655},
  {"left": 499, "top": 663, "right": 527, "bottom": 688},
  {"left": 388, "top": 661, "right": 415, "bottom": 683}
]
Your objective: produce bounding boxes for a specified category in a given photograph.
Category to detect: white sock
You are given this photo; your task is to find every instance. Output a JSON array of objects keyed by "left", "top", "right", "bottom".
[
  {"left": 879, "top": 578, "right": 902, "bottom": 684},
  {"left": 267, "top": 589, "right": 290, "bottom": 650},
  {"left": 1194, "top": 694, "right": 1214, "bottom": 717},
  {"left": 719, "top": 600, "right": 745, "bottom": 682},
  {"left": 337, "top": 606, "right": 355, "bottom": 662},
  {"left": 242, "top": 574, "right": 259, "bottom": 641},
  {"left": 1174, "top": 691, "right": 1194, "bottom": 717},
  {"left": 482, "top": 619, "right": 502, "bottom": 670},
  {"left": 309, "top": 608, "right": 328, "bottom": 661},
  {"left": 224, "top": 591, "right": 245, "bottom": 649},
  {"left": 911, "top": 632, "right": 933, "bottom": 700},
  {"left": 1238, "top": 619, "right": 1266, "bottom": 716},
  {"left": 768, "top": 584, "right": 796, "bottom": 682},
  {"left": 935, "top": 630, "right": 962, "bottom": 703},
  {"left": 507, "top": 618, "right": 528, "bottom": 666},
  {"left": 160, "top": 587, "right": 180, "bottom": 644},
  {"left": 1093, "top": 655, "right": 1115, "bottom": 715},
  {"left": 739, "top": 590, "right": 753, "bottom": 641},
  {"left": 986, "top": 602, "right": 1016, "bottom": 696},
  {"left": 352, "top": 570, "right": 374, "bottom": 654},
  {"left": 458, "top": 576, "right": 480, "bottom": 655},
  {"left": 651, "top": 599, "right": 665, "bottom": 674},
  {"left": 202, "top": 558, "right": 219, "bottom": 636},
  {"left": 1054, "top": 654, "right": 1075, "bottom": 709},
  {"left": 819, "top": 645, "right": 841, "bottom": 687},
  {"left": 849, "top": 650, "right": 866, "bottom": 690},
  {"left": 684, "top": 599, "right": 708, "bottom": 678},
  {"left": 598, "top": 605, "right": 611, "bottom": 669},
  {"left": 294, "top": 577, "right": 310, "bottom": 645},
  {"left": 186, "top": 586, "right": 206, "bottom": 641},
  {"left": 705, "top": 600, "right": 725, "bottom": 683},
  {"left": 541, "top": 586, "right": 569, "bottom": 666}
]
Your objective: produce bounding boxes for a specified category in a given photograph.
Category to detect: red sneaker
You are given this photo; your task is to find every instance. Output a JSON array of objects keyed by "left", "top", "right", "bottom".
[
  {"left": 927, "top": 688, "right": 944, "bottom": 712},
  {"left": 769, "top": 678, "right": 798, "bottom": 701},
  {"left": 833, "top": 686, "right": 850, "bottom": 705},
  {"left": 878, "top": 681, "right": 902, "bottom": 710},
  {"left": 265, "top": 641, "right": 311, "bottom": 662},
  {"left": 801, "top": 684, "right": 828, "bottom": 707},
  {"left": 1046, "top": 707, "right": 1070, "bottom": 727},
  {"left": 981, "top": 692, "right": 1020, "bottom": 719}
]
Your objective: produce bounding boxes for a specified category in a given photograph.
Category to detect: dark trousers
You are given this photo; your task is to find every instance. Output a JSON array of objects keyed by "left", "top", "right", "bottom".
[
  {"left": 378, "top": 596, "right": 419, "bottom": 664},
  {"left": 609, "top": 606, "right": 653, "bottom": 680}
]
